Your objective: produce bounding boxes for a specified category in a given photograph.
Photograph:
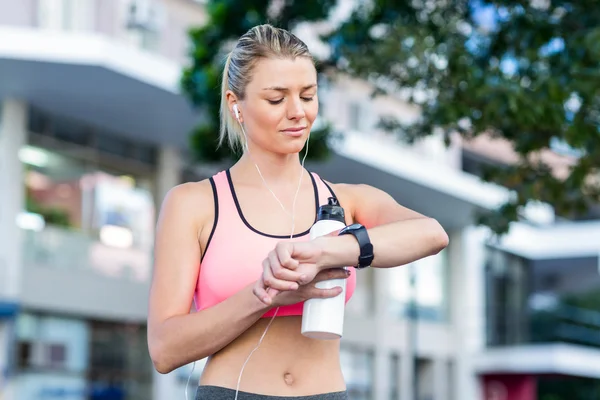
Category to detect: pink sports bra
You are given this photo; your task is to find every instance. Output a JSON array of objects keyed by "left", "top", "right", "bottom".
[{"left": 194, "top": 169, "right": 356, "bottom": 318}]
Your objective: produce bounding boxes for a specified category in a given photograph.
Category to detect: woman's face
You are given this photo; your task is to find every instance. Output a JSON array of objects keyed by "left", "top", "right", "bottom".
[{"left": 232, "top": 56, "right": 319, "bottom": 156}]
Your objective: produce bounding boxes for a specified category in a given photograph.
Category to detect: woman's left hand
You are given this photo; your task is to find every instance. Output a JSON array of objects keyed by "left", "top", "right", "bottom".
[{"left": 253, "top": 239, "right": 327, "bottom": 305}]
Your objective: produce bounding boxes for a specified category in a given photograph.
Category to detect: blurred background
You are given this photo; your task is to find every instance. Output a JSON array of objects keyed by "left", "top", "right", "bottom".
[{"left": 0, "top": 0, "right": 599, "bottom": 399}]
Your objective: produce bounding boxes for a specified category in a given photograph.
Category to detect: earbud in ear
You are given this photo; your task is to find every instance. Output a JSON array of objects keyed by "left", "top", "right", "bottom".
[{"left": 233, "top": 104, "right": 240, "bottom": 121}]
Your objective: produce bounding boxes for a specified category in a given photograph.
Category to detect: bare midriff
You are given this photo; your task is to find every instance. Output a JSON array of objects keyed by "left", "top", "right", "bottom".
[{"left": 198, "top": 315, "right": 346, "bottom": 396}]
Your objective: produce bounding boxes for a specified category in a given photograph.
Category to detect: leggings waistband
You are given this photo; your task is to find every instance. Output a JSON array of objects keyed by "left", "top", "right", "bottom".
[{"left": 195, "top": 385, "right": 349, "bottom": 400}]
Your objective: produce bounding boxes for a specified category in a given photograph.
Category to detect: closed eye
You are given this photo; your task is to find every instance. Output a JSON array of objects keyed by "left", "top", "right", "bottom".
[{"left": 267, "top": 97, "right": 314, "bottom": 105}]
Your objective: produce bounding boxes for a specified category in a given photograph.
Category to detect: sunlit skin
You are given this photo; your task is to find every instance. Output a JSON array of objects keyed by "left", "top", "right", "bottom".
[
  {"left": 226, "top": 56, "right": 320, "bottom": 188},
  {"left": 147, "top": 54, "right": 449, "bottom": 396}
]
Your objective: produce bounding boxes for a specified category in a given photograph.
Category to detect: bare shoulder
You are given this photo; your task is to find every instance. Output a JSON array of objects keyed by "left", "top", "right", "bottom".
[
  {"left": 323, "top": 180, "right": 425, "bottom": 227},
  {"left": 324, "top": 180, "right": 390, "bottom": 206},
  {"left": 160, "top": 179, "right": 213, "bottom": 211},
  {"left": 322, "top": 181, "right": 387, "bottom": 222},
  {"left": 157, "top": 179, "right": 215, "bottom": 235},
  {"left": 328, "top": 182, "right": 384, "bottom": 199},
  {"left": 161, "top": 179, "right": 213, "bottom": 206},
  {"left": 149, "top": 179, "right": 217, "bottom": 338}
]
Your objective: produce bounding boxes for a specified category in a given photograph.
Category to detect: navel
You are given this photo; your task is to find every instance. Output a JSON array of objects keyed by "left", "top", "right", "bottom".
[{"left": 283, "top": 372, "right": 295, "bottom": 386}]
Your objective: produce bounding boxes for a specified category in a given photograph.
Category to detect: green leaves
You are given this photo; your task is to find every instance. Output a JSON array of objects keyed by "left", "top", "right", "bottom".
[
  {"left": 181, "top": 0, "right": 600, "bottom": 234},
  {"left": 329, "top": 0, "right": 600, "bottom": 234}
]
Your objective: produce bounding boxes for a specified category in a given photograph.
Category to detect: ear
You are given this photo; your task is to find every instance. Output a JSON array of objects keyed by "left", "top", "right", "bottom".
[{"left": 225, "top": 90, "right": 242, "bottom": 123}]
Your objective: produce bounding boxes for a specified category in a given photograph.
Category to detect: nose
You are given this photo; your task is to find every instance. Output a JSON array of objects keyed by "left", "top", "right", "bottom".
[{"left": 286, "top": 98, "right": 306, "bottom": 120}]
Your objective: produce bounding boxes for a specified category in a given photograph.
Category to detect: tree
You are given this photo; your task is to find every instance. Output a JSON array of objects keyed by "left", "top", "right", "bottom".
[
  {"left": 180, "top": 0, "right": 338, "bottom": 163},
  {"left": 327, "top": 0, "right": 600, "bottom": 234}
]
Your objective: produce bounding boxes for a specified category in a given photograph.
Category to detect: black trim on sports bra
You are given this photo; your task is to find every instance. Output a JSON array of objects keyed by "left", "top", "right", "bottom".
[
  {"left": 226, "top": 168, "right": 319, "bottom": 239},
  {"left": 201, "top": 177, "right": 219, "bottom": 262},
  {"left": 318, "top": 175, "right": 338, "bottom": 200},
  {"left": 316, "top": 175, "right": 353, "bottom": 225}
]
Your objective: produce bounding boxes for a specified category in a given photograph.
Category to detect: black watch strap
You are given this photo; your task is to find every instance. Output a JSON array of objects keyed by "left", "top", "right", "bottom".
[{"left": 338, "top": 223, "right": 374, "bottom": 269}]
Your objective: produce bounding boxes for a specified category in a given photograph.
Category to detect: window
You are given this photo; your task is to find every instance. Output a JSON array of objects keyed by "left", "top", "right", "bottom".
[
  {"left": 485, "top": 249, "right": 528, "bottom": 346},
  {"left": 14, "top": 314, "right": 153, "bottom": 399},
  {"left": 341, "top": 346, "right": 374, "bottom": 400},
  {"left": 88, "top": 321, "right": 153, "bottom": 399},
  {"left": 14, "top": 314, "right": 83, "bottom": 373},
  {"left": 20, "top": 145, "right": 155, "bottom": 250},
  {"left": 123, "top": 0, "right": 164, "bottom": 52},
  {"left": 389, "top": 354, "right": 400, "bottom": 400},
  {"left": 386, "top": 250, "right": 449, "bottom": 322},
  {"left": 19, "top": 139, "right": 156, "bottom": 280},
  {"left": 349, "top": 102, "right": 361, "bottom": 131},
  {"left": 16, "top": 341, "right": 32, "bottom": 369},
  {"left": 346, "top": 267, "right": 375, "bottom": 316},
  {"left": 47, "top": 344, "right": 67, "bottom": 369},
  {"left": 485, "top": 248, "right": 600, "bottom": 348},
  {"left": 17, "top": 342, "right": 68, "bottom": 370},
  {"left": 28, "top": 107, "right": 158, "bottom": 165},
  {"left": 37, "top": 0, "right": 93, "bottom": 32},
  {"left": 347, "top": 101, "right": 375, "bottom": 133}
]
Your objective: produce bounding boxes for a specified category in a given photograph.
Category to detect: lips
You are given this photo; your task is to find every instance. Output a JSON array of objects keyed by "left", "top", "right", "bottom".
[{"left": 282, "top": 126, "right": 306, "bottom": 133}]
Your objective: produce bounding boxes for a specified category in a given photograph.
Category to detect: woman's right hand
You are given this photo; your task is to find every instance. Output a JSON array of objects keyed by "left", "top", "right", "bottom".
[{"left": 259, "top": 268, "right": 351, "bottom": 308}]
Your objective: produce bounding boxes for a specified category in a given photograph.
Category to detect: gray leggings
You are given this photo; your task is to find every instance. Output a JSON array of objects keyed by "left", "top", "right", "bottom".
[{"left": 195, "top": 385, "right": 349, "bottom": 400}]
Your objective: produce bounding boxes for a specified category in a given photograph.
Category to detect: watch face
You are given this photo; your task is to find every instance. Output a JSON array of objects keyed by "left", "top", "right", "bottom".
[{"left": 339, "top": 223, "right": 372, "bottom": 269}]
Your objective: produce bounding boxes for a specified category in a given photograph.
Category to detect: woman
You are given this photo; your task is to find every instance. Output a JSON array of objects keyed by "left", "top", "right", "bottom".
[{"left": 147, "top": 24, "right": 449, "bottom": 400}]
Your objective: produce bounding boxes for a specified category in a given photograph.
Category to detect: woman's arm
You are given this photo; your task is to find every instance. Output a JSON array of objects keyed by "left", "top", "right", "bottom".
[
  {"left": 253, "top": 183, "right": 449, "bottom": 304},
  {"left": 317, "top": 183, "right": 449, "bottom": 270},
  {"left": 147, "top": 182, "right": 270, "bottom": 374}
]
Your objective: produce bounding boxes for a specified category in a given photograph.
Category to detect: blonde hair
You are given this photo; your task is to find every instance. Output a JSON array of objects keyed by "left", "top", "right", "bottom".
[{"left": 219, "top": 24, "right": 314, "bottom": 151}]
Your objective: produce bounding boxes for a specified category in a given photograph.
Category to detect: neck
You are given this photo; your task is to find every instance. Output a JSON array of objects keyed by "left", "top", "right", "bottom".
[{"left": 233, "top": 148, "right": 306, "bottom": 187}]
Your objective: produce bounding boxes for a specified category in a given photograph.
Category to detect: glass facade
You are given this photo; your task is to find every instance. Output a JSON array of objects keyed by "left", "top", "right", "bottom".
[
  {"left": 389, "top": 354, "right": 399, "bottom": 400},
  {"left": 485, "top": 247, "right": 600, "bottom": 347},
  {"left": 8, "top": 109, "right": 158, "bottom": 398},
  {"left": 386, "top": 250, "right": 449, "bottom": 322},
  {"left": 341, "top": 346, "right": 374, "bottom": 400},
  {"left": 36, "top": 0, "right": 156, "bottom": 52},
  {"left": 538, "top": 375, "right": 600, "bottom": 400},
  {"left": 19, "top": 142, "right": 156, "bottom": 280},
  {"left": 13, "top": 313, "right": 152, "bottom": 400},
  {"left": 346, "top": 268, "right": 375, "bottom": 317},
  {"left": 14, "top": 314, "right": 89, "bottom": 400},
  {"left": 88, "top": 321, "right": 153, "bottom": 400}
]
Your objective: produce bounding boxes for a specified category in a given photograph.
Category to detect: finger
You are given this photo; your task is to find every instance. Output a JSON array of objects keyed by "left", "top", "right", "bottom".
[
  {"left": 313, "top": 268, "right": 351, "bottom": 283},
  {"left": 262, "top": 259, "right": 299, "bottom": 292},
  {"left": 269, "top": 252, "right": 304, "bottom": 282},
  {"left": 308, "top": 286, "right": 344, "bottom": 299},
  {"left": 266, "top": 286, "right": 280, "bottom": 300},
  {"left": 275, "top": 242, "right": 299, "bottom": 270},
  {"left": 253, "top": 276, "right": 271, "bottom": 305}
]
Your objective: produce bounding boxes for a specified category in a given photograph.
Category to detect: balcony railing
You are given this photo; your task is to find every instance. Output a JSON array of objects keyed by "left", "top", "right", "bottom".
[
  {"left": 530, "top": 304, "right": 600, "bottom": 347},
  {"left": 487, "top": 302, "right": 600, "bottom": 348},
  {"left": 4, "top": 0, "right": 201, "bottom": 65},
  {"left": 22, "top": 225, "right": 152, "bottom": 283}
]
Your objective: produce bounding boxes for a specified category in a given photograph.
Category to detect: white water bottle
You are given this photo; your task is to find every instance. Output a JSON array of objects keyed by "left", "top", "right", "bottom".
[{"left": 301, "top": 197, "right": 347, "bottom": 340}]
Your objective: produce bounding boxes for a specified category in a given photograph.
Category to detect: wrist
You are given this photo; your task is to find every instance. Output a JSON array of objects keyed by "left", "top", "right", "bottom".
[{"left": 315, "top": 234, "right": 360, "bottom": 271}]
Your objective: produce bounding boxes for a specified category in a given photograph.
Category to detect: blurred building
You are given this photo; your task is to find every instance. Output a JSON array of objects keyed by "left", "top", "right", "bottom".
[
  {"left": 1, "top": 1, "right": 600, "bottom": 400},
  {"left": 317, "top": 76, "right": 600, "bottom": 400},
  {"left": 0, "top": 1, "right": 205, "bottom": 399}
]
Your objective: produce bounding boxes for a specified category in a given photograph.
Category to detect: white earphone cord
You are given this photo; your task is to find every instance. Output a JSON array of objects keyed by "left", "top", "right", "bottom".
[{"left": 185, "top": 110, "right": 310, "bottom": 400}]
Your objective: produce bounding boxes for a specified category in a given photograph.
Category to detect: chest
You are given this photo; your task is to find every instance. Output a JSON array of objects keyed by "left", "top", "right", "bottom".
[
  {"left": 231, "top": 182, "right": 319, "bottom": 238},
  {"left": 199, "top": 233, "right": 310, "bottom": 303}
]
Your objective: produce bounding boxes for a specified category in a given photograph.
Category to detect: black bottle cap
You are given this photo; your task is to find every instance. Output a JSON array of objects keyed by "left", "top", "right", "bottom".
[{"left": 316, "top": 197, "right": 345, "bottom": 224}]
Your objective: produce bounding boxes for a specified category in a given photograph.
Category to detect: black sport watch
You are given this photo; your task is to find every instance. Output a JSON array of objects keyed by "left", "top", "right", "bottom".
[{"left": 338, "top": 223, "right": 374, "bottom": 269}]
